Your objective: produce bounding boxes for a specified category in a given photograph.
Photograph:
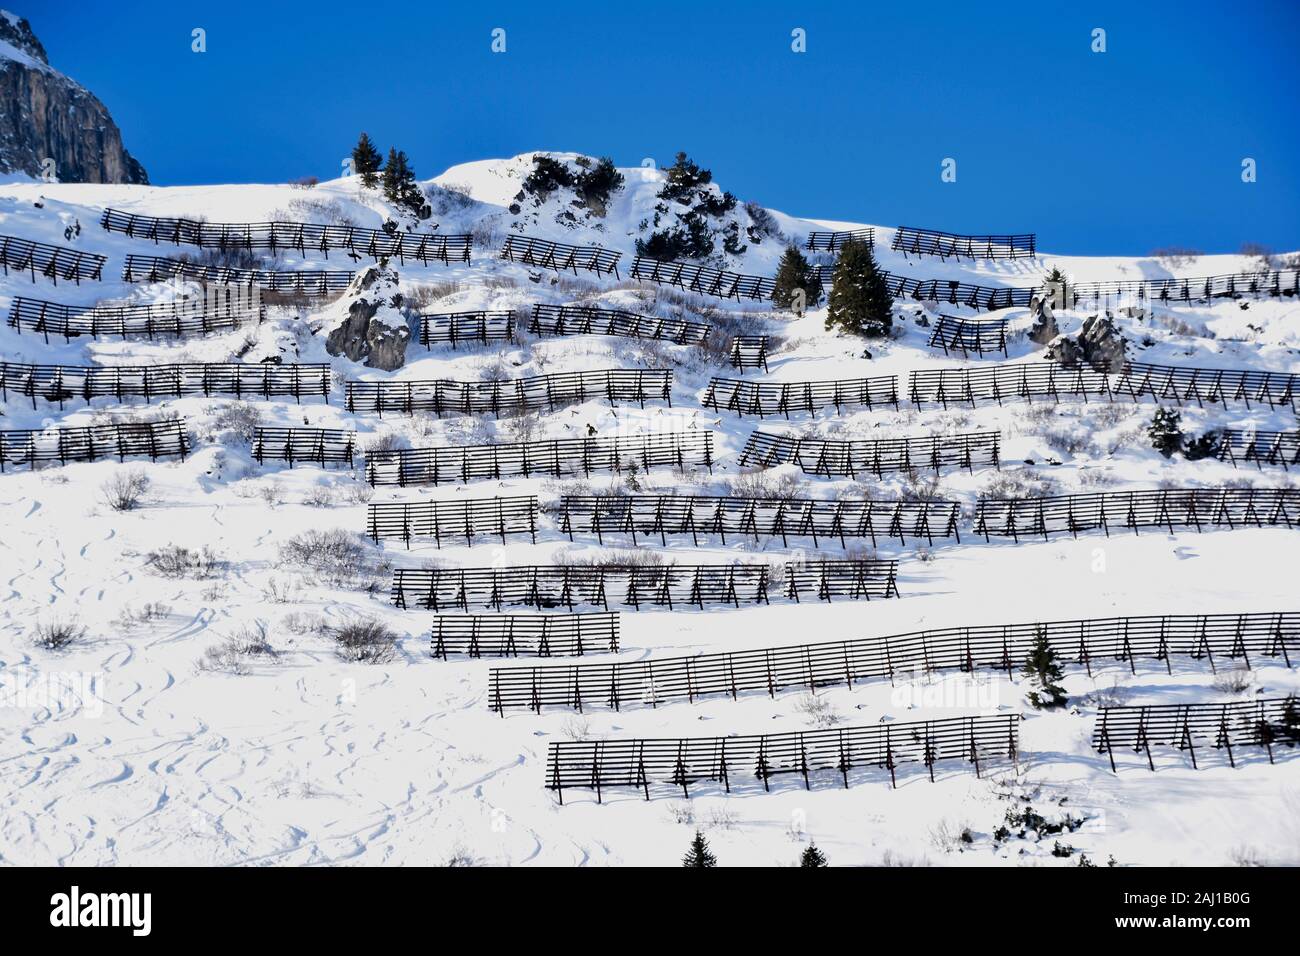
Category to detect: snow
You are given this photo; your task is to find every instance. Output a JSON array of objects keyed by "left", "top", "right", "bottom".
[{"left": 1, "top": 155, "right": 1298, "bottom": 867}]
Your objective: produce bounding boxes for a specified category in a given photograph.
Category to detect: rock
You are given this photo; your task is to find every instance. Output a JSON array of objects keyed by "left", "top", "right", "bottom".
[
  {"left": 0, "top": 13, "right": 148, "bottom": 183},
  {"left": 323, "top": 265, "right": 411, "bottom": 371},
  {"left": 1046, "top": 334, "right": 1084, "bottom": 367},
  {"left": 1077, "top": 314, "right": 1128, "bottom": 371},
  {"left": 1028, "top": 295, "right": 1059, "bottom": 345}
]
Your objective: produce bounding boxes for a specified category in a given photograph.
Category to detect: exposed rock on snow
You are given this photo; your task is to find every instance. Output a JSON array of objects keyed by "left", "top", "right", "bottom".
[
  {"left": 0, "top": 10, "right": 148, "bottom": 183},
  {"left": 322, "top": 264, "right": 410, "bottom": 370},
  {"left": 1027, "top": 295, "right": 1059, "bottom": 345},
  {"left": 1047, "top": 314, "right": 1129, "bottom": 371}
]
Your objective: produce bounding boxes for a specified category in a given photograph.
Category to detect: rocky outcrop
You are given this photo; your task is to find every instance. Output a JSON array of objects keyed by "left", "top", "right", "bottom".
[
  {"left": 1047, "top": 314, "right": 1129, "bottom": 372},
  {"left": 0, "top": 11, "right": 148, "bottom": 183},
  {"left": 1027, "top": 294, "right": 1059, "bottom": 345},
  {"left": 323, "top": 264, "right": 410, "bottom": 371}
]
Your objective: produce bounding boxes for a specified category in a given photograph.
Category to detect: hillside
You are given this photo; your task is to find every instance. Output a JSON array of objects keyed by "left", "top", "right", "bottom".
[{"left": 1, "top": 152, "right": 1298, "bottom": 867}]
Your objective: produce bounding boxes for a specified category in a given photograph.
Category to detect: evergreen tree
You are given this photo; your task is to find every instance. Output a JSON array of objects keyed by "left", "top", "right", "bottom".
[
  {"left": 381, "top": 148, "right": 429, "bottom": 218},
  {"left": 1147, "top": 408, "right": 1184, "bottom": 458},
  {"left": 351, "top": 133, "right": 383, "bottom": 189},
  {"left": 1022, "top": 633, "right": 1068, "bottom": 709},
  {"left": 682, "top": 830, "right": 717, "bottom": 867},
  {"left": 522, "top": 156, "right": 575, "bottom": 199},
  {"left": 1183, "top": 429, "right": 1222, "bottom": 461},
  {"left": 575, "top": 156, "right": 625, "bottom": 211},
  {"left": 825, "top": 239, "right": 894, "bottom": 337},
  {"left": 659, "top": 152, "right": 713, "bottom": 204},
  {"left": 772, "top": 245, "right": 823, "bottom": 314},
  {"left": 799, "top": 843, "right": 828, "bottom": 867}
]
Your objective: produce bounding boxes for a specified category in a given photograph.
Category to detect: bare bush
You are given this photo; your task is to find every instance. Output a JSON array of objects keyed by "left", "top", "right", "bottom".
[
  {"left": 100, "top": 468, "right": 151, "bottom": 511},
  {"left": 338, "top": 482, "right": 375, "bottom": 505},
  {"left": 208, "top": 402, "right": 262, "bottom": 444},
  {"left": 1211, "top": 666, "right": 1254, "bottom": 695},
  {"left": 726, "top": 468, "right": 809, "bottom": 500},
  {"left": 198, "top": 622, "right": 275, "bottom": 675},
  {"left": 115, "top": 602, "right": 172, "bottom": 630},
  {"left": 980, "top": 468, "right": 1058, "bottom": 499},
  {"left": 33, "top": 617, "right": 86, "bottom": 650},
  {"left": 278, "top": 529, "right": 369, "bottom": 586},
  {"left": 146, "top": 544, "right": 223, "bottom": 579},
  {"left": 560, "top": 715, "right": 591, "bottom": 741},
  {"left": 794, "top": 692, "right": 841, "bottom": 728},
  {"left": 301, "top": 485, "right": 338, "bottom": 508},
  {"left": 329, "top": 618, "right": 398, "bottom": 663}
]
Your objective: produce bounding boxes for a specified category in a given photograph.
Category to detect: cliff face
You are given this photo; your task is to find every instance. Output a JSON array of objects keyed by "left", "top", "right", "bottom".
[{"left": 0, "top": 10, "right": 148, "bottom": 184}]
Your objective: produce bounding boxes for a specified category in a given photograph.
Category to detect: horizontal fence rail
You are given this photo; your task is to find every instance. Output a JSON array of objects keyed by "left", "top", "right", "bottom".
[
  {"left": 491, "top": 612, "right": 1298, "bottom": 717},
  {"left": 367, "top": 496, "right": 539, "bottom": 547},
  {"left": 556, "top": 495, "right": 959, "bottom": 547},
  {"left": 545, "top": 713, "right": 1019, "bottom": 802},
  {"left": 928, "top": 314, "right": 1009, "bottom": 357},
  {"left": 122, "top": 255, "right": 354, "bottom": 295},
  {"left": 501, "top": 234, "right": 621, "bottom": 278},
  {"left": 1094, "top": 696, "right": 1300, "bottom": 772},
  {"left": 364, "top": 431, "right": 714, "bottom": 486},
  {"left": 740, "top": 430, "right": 1001, "bottom": 478},
  {"left": 1217, "top": 430, "right": 1300, "bottom": 470},
  {"left": 1, "top": 234, "right": 106, "bottom": 284},
  {"left": 417, "top": 310, "right": 516, "bottom": 349},
  {"left": 892, "top": 226, "right": 1036, "bottom": 260},
  {"left": 0, "top": 361, "right": 329, "bottom": 409},
  {"left": 876, "top": 272, "right": 1036, "bottom": 310},
  {"left": 805, "top": 228, "right": 874, "bottom": 252},
  {"left": 701, "top": 375, "right": 900, "bottom": 417},
  {"left": 908, "top": 361, "right": 1299, "bottom": 410},
  {"left": 729, "top": 336, "right": 770, "bottom": 372},
  {"left": 392, "top": 559, "right": 899, "bottom": 612},
  {"left": 433, "top": 612, "right": 619, "bottom": 659},
  {"left": 101, "top": 208, "right": 471, "bottom": 265},
  {"left": 0, "top": 418, "right": 188, "bottom": 470},
  {"left": 630, "top": 256, "right": 775, "bottom": 302},
  {"left": 8, "top": 295, "right": 263, "bottom": 342},
  {"left": 530, "top": 303, "right": 710, "bottom": 345},
  {"left": 345, "top": 369, "right": 671, "bottom": 416},
  {"left": 1068, "top": 270, "right": 1300, "bottom": 305},
  {"left": 973, "top": 487, "right": 1300, "bottom": 541},
  {"left": 251, "top": 427, "right": 356, "bottom": 467}
]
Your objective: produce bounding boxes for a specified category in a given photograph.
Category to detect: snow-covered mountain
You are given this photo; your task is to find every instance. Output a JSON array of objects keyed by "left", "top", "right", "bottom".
[{"left": 1, "top": 153, "right": 1298, "bottom": 867}]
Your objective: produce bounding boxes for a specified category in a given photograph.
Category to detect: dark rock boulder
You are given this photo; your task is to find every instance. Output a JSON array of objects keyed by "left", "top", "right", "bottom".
[{"left": 323, "top": 265, "right": 410, "bottom": 371}]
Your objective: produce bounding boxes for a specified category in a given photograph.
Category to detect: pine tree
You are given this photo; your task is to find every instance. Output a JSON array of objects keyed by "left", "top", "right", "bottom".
[
  {"left": 825, "top": 239, "right": 894, "bottom": 337},
  {"left": 381, "top": 148, "right": 428, "bottom": 218},
  {"left": 682, "top": 830, "right": 717, "bottom": 867},
  {"left": 352, "top": 133, "right": 383, "bottom": 189},
  {"left": 1022, "top": 633, "right": 1067, "bottom": 709},
  {"left": 1147, "top": 408, "right": 1184, "bottom": 458},
  {"left": 772, "top": 245, "right": 823, "bottom": 314},
  {"left": 799, "top": 843, "right": 828, "bottom": 867}
]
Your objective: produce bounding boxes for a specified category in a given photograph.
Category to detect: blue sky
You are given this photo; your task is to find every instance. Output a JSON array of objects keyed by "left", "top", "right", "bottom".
[{"left": 29, "top": 0, "right": 1300, "bottom": 256}]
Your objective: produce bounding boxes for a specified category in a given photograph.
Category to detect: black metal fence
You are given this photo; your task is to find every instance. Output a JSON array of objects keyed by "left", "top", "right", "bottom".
[
  {"left": 1094, "top": 696, "right": 1299, "bottom": 772},
  {"left": 928, "top": 314, "right": 1009, "bottom": 357},
  {"left": 892, "top": 226, "right": 1036, "bottom": 260},
  {"left": 908, "top": 361, "right": 1299, "bottom": 410},
  {"left": 366, "top": 496, "right": 539, "bottom": 547},
  {"left": 345, "top": 369, "right": 672, "bottom": 416},
  {"left": 101, "top": 208, "right": 472, "bottom": 264},
  {"left": 251, "top": 427, "right": 356, "bottom": 467},
  {"left": 556, "top": 495, "right": 960, "bottom": 547},
  {"left": 122, "top": 255, "right": 354, "bottom": 295},
  {"left": 530, "top": 304, "right": 710, "bottom": 345},
  {"left": 701, "top": 375, "right": 900, "bottom": 417},
  {"left": 0, "top": 418, "right": 189, "bottom": 470},
  {"left": 392, "top": 558, "right": 899, "bottom": 611},
  {"left": 8, "top": 295, "right": 263, "bottom": 342},
  {"left": 630, "top": 256, "right": 775, "bottom": 301},
  {"left": 973, "top": 487, "right": 1300, "bottom": 541},
  {"left": 417, "top": 311, "right": 516, "bottom": 349},
  {"left": 364, "top": 431, "right": 714, "bottom": 486},
  {"left": 739, "top": 430, "right": 1001, "bottom": 477},
  {"left": 1216, "top": 429, "right": 1300, "bottom": 470},
  {"left": 0, "top": 234, "right": 106, "bottom": 284},
  {"left": 491, "top": 611, "right": 1298, "bottom": 716},
  {"left": 432, "top": 612, "right": 619, "bottom": 659},
  {"left": 805, "top": 228, "right": 874, "bottom": 252},
  {"left": 0, "top": 362, "right": 329, "bottom": 409},
  {"left": 500, "top": 234, "right": 621, "bottom": 277},
  {"left": 729, "top": 336, "right": 770, "bottom": 372},
  {"left": 545, "top": 713, "right": 1019, "bottom": 802},
  {"left": 1068, "top": 270, "right": 1300, "bottom": 306}
]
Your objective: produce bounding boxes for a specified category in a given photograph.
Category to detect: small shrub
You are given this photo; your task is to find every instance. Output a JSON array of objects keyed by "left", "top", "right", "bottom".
[
  {"left": 100, "top": 468, "right": 151, "bottom": 511},
  {"left": 1211, "top": 666, "right": 1254, "bottom": 695},
  {"left": 146, "top": 544, "right": 223, "bottom": 579},
  {"left": 301, "top": 485, "right": 338, "bottom": 508},
  {"left": 329, "top": 617, "right": 397, "bottom": 663},
  {"left": 1147, "top": 408, "right": 1184, "bottom": 458},
  {"left": 208, "top": 402, "right": 262, "bottom": 443},
  {"left": 278, "top": 529, "right": 369, "bottom": 586},
  {"left": 338, "top": 482, "right": 375, "bottom": 505},
  {"left": 794, "top": 693, "right": 840, "bottom": 728},
  {"left": 34, "top": 617, "right": 86, "bottom": 650}
]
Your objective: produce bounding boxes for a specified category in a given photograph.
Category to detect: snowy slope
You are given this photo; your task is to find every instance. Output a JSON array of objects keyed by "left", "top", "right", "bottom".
[{"left": 1, "top": 154, "right": 1298, "bottom": 867}]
